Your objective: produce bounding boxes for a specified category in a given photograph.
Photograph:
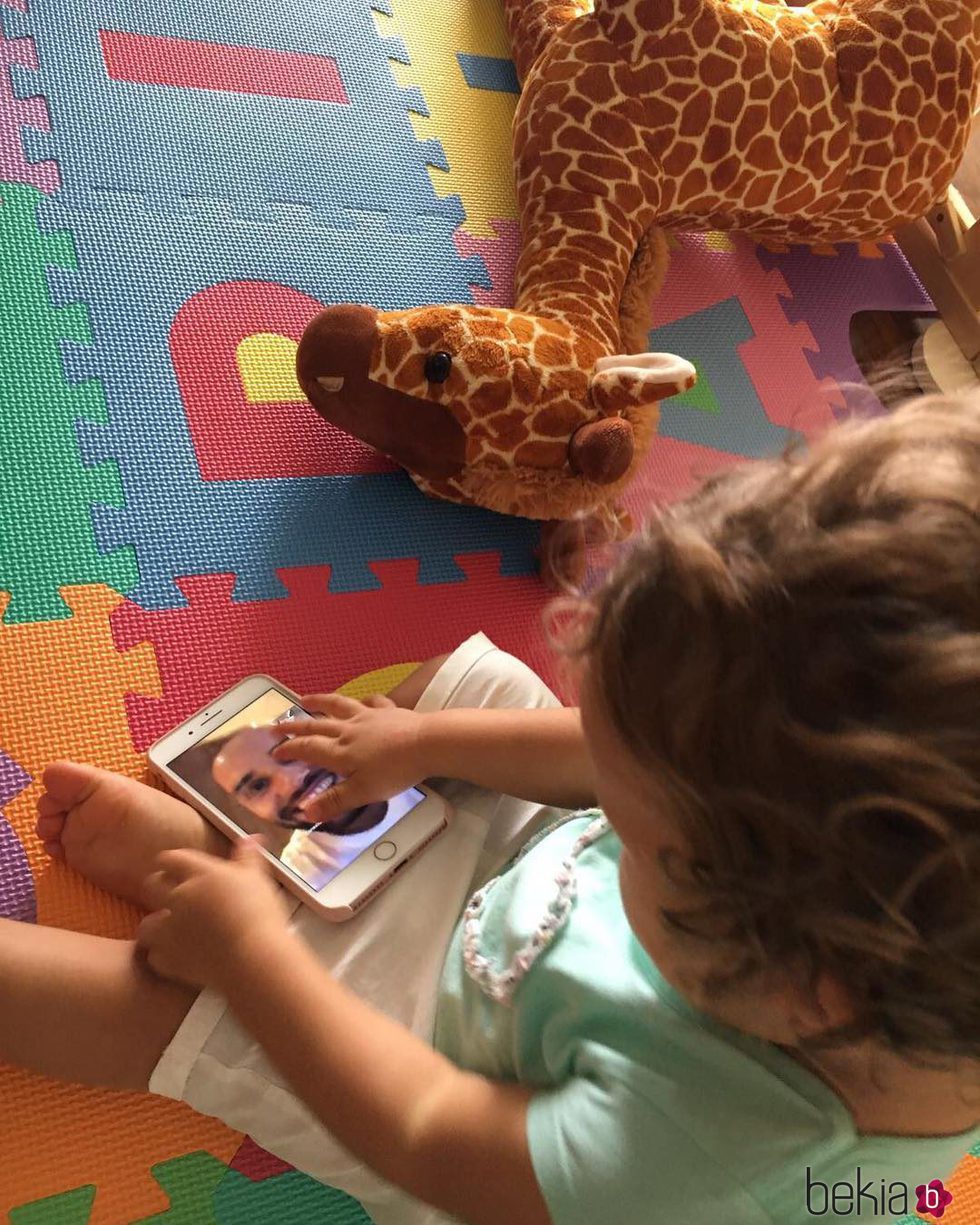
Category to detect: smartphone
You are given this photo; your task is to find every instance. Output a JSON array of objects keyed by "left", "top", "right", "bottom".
[{"left": 147, "top": 674, "right": 450, "bottom": 921}]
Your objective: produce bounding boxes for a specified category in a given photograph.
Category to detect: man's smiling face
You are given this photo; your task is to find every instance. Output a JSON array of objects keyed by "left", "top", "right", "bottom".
[
  {"left": 211, "top": 725, "right": 338, "bottom": 827},
  {"left": 211, "top": 726, "right": 388, "bottom": 834}
]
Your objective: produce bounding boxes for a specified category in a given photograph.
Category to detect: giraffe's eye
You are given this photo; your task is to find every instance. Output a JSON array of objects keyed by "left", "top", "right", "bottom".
[{"left": 424, "top": 352, "right": 453, "bottom": 384}]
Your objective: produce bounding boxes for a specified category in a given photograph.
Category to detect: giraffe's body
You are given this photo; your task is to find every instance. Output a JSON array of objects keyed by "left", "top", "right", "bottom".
[{"left": 297, "top": 0, "right": 980, "bottom": 535}]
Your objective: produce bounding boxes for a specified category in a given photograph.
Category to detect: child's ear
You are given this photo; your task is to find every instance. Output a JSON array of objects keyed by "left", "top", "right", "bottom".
[
  {"left": 788, "top": 973, "right": 856, "bottom": 1041},
  {"left": 590, "top": 352, "right": 696, "bottom": 416}
]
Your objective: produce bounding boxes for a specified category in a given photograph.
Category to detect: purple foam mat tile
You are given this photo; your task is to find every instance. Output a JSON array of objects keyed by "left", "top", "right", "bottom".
[
  {"left": 757, "top": 241, "right": 935, "bottom": 419},
  {"left": 0, "top": 747, "right": 35, "bottom": 922},
  {"left": 0, "top": 744, "right": 31, "bottom": 806}
]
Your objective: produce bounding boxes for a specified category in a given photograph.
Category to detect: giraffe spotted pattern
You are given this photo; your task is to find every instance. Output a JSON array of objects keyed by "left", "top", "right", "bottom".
[
  {"left": 298, "top": 0, "right": 980, "bottom": 531},
  {"left": 510, "top": 0, "right": 980, "bottom": 352},
  {"left": 369, "top": 305, "right": 681, "bottom": 517}
]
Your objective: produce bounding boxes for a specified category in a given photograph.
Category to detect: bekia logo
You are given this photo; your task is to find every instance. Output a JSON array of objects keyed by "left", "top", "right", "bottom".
[
  {"left": 805, "top": 1168, "right": 954, "bottom": 1218},
  {"left": 916, "top": 1180, "right": 953, "bottom": 1219}
]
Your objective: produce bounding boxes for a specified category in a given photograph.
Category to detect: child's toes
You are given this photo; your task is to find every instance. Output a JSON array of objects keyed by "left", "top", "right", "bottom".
[
  {"left": 36, "top": 791, "right": 64, "bottom": 819},
  {"left": 35, "top": 809, "right": 66, "bottom": 840},
  {"left": 40, "top": 760, "right": 101, "bottom": 806},
  {"left": 35, "top": 814, "right": 68, "bottom": 859},
  {"left": 35, "top": 797, "right": 68, "bottom": 851}
]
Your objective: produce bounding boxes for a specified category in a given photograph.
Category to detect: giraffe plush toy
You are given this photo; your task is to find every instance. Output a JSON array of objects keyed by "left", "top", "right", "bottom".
[{"left": 297, "top": 0, "right": 980, "bottom": 563}]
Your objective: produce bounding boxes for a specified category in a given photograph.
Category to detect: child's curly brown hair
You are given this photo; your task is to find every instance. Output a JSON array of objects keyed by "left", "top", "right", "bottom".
[{"left": 581, "top": 394, "right": 980, "bottom": 1063}]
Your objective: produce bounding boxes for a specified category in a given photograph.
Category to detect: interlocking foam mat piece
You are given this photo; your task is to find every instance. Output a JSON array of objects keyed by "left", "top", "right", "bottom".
[
  {"left": 895, "top": 1148, "right": 980, "bottom": 1225},
  {"left": 0, "top": 0, "right": 970, "bottom": 1219}
]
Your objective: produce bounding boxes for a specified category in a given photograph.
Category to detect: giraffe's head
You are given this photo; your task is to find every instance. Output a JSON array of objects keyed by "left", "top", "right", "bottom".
[{"left": 297, "top": 303, "right": 695, "bottom": 519}]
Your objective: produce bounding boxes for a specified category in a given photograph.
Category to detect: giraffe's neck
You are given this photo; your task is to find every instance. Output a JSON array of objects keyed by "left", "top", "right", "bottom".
[{"left": 514, "top": 194, "right": 653, "bottom": 354}]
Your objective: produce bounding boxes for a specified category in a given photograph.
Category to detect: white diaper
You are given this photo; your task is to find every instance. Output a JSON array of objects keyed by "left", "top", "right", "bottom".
[{"left": 148, "top": 632, "right": 564, "bottom": 1225}]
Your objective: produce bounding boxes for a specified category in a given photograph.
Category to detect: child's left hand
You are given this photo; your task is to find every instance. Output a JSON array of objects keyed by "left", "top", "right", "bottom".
[{"left": 137, "top": 838, "right": 292, "bottom": 989}]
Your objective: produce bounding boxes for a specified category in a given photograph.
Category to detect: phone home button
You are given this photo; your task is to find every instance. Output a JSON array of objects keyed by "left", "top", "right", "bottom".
[{"left": 373, "top": 840, "right": 397, "bottom": 861}]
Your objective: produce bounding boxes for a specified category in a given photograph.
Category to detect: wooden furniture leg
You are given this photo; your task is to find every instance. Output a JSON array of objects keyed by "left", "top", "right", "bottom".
[{"left": 895, "top": 188, "right": 980, "bottom": 376}]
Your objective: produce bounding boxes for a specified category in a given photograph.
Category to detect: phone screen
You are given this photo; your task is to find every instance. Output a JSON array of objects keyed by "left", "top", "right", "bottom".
[{"left": 167, "top": 687, "right": 426, "bottom": 893}]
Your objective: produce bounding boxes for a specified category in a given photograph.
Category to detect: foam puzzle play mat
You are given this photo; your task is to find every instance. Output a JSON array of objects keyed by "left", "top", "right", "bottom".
[{"left": 2, "top": 0, "right": 979, "bottom": 1220}]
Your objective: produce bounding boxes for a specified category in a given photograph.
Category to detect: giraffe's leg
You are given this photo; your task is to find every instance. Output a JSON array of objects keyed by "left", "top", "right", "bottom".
[
  {"left": 619, "top": 227, "right": 669, "bottom": 353},
  {"left": 504, "top": 0, "right": 591, "bottom": 85}
]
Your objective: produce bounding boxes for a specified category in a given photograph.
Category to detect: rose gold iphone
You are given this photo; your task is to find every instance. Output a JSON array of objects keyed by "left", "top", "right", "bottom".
[{"left": 147, "top": 674, "right": 449, "bottom": 921}]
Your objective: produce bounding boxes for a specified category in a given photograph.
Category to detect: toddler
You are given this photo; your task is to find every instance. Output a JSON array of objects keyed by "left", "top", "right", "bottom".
[{"left": 5, "top": 392, "right": 980, "bottom": 1224}]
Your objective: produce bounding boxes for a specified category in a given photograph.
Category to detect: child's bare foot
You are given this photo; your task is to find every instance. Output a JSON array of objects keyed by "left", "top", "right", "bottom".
[{"left": 35, "top": 762, "right": 227, "bottom": 908}]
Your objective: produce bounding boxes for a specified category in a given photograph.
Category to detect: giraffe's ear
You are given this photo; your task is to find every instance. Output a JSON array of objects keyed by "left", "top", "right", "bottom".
[{"left": 590, "top": 352, "right": 696, "bottom": 415}]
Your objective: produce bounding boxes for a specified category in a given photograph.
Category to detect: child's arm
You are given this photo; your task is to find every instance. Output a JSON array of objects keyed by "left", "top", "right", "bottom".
[
  {"left": 423, "top": 705, "right": 594, "bottom": 807},
  {"left": 276, "top": 699, "right": 596, "bottom": 813},
  {"left": 226, "top": 924, "right": 551, "bottom": 1225},
  {"left": 139, "top": 845, "right": 554, "bottom": 1225}
]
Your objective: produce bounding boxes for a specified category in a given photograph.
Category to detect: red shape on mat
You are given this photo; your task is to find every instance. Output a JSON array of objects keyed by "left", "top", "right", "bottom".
[
  {"left": 231, "top": 1137, "right": 295, "bottom": 1181},
  {"left": 99, "top": 31, "right": 350, "bottom": 105},
  {"left": 112, "top": 553, "right": 558, "bottom": 751},
  {"left": 171, "top": 281, "right": 396, "bottom": 480}
]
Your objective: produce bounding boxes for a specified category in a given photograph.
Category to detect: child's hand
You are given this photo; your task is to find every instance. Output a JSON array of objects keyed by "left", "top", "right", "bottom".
[
  {"left": 273, "top": 694, "right": 431, "bottom": 819},
  {"left": 137, "top": 838, "right": 291, "bottom": 989}
]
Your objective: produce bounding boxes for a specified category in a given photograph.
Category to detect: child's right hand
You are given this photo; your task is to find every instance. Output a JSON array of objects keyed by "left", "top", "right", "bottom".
[{"left": 272, "top": 694, "right": 432, "bottom": 819}]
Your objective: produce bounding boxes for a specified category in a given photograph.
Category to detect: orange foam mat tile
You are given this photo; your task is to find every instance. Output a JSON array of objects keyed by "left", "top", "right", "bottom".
[
  {"left": 0, "top": 587, "right": 243, "bottom": 1220},
  {"left": 0, "top": 585, "right": 162, "bottom": 932},
  {"left": 0, "top": 1066, "right": 241, "bottom": 1223},
  {"left": 935, "top": 1153, "right": 980, "bottom": 1224}
]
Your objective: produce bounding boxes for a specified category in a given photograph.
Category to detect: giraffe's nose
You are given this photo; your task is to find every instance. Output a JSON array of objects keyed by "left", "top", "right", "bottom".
[
  {"left": 296, "top": 304, "right": 467, "bottom": 481},
  {"left": 296, "top": 305, "right": 379, "bottom": 387},
  {"left": 568, "top": 418, "right": 634, "bottom": 484}
]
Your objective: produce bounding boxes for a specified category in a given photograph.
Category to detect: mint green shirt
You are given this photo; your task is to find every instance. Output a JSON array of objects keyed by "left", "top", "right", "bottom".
[{"left": 433, "top": 814, "right": 979, "bottom": 1224}]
